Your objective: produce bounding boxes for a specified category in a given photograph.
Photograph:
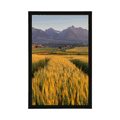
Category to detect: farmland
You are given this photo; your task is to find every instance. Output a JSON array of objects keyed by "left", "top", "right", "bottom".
[
  {"left": 32, "top": 46, "right": 88, "bottom": 55},
  {"left": 32, "top": 46, "right": 89, "bottom": 105}
]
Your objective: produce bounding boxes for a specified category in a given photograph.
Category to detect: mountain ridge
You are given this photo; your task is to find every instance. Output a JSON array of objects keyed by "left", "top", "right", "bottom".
[{"left": 32, "top": 26, "right": 88, "bottom": 46}]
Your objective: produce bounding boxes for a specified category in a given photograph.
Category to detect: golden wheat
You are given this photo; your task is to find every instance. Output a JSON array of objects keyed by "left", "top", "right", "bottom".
[
  {"left": 32, "top": 54, "right": 47, "bottom": 63},
  {"left": 32, "top": 54, "right": 88, "bottom": 63},
  {"left": 32, "top": 56, "right": 88, "bottom": 105}
]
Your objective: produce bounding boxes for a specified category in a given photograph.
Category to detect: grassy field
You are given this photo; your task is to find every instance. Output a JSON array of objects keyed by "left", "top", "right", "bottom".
[
  {"left": 66, "top": 47, "right": 88, "bottom": 53},
  {"left": 32, "top": 46, "right": 88, "bottom": 55},
  {"left": 32, "top": 46, "right": 89, "bottom": 105},
  {"left": 32, "top": 47, "right": 57, "bottom": 54}
]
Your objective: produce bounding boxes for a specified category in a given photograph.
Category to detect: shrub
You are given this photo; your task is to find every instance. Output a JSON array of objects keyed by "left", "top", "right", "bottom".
[
  {"left": 70, "top": 59, "right": 89, "bottom": 74},
  {"left": 32, "top": 58, "right": 49, "bottom": 77}
]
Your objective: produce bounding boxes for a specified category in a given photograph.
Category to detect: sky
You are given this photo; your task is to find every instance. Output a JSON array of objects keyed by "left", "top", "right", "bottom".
[{"left": 32, "top": 15, "right": 88, "bottom": 31}]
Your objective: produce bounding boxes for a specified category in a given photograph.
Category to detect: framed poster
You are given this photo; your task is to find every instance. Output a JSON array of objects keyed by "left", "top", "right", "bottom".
[{"left": 28, "top": 11, "right": 92, "bottom": 108}]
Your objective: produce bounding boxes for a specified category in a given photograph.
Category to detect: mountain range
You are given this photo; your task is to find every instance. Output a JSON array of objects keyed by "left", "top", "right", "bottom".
[{"left": 32, "top": 26, "right": 88, "bottom": 47}]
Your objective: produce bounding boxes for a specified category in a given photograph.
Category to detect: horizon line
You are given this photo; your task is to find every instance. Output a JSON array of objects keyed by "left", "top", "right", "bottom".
[{"left": 32, "top": 25, "right": 88, "bottom": 31}]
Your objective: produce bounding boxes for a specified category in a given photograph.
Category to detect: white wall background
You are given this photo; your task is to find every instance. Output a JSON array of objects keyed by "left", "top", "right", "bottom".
[{"left": 0, "top": 0, "right": 120, "bottom": 119}]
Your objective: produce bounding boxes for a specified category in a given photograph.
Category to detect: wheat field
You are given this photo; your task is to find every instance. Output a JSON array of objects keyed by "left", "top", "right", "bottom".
[
  {"left": 32, "top": 54, "right": 88, "bottom": 63},
  {"left": 32, "top": 55, "right": 88, "bottom": 105}
]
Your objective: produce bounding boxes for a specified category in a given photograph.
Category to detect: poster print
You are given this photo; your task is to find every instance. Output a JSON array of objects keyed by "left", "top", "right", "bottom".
[{"left": 28, "top": 11, "right": 92, "bottom": 108}]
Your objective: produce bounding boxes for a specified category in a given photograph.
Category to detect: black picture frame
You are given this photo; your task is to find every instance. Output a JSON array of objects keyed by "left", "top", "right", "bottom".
[{"left": 28, "top": 11, "right": 92, "bottom": 109}]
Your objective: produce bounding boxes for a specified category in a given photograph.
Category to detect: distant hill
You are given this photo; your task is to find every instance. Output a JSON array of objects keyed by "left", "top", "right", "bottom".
[{"left": 32, "top": 26, "right": 88, "bottom": 47}]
